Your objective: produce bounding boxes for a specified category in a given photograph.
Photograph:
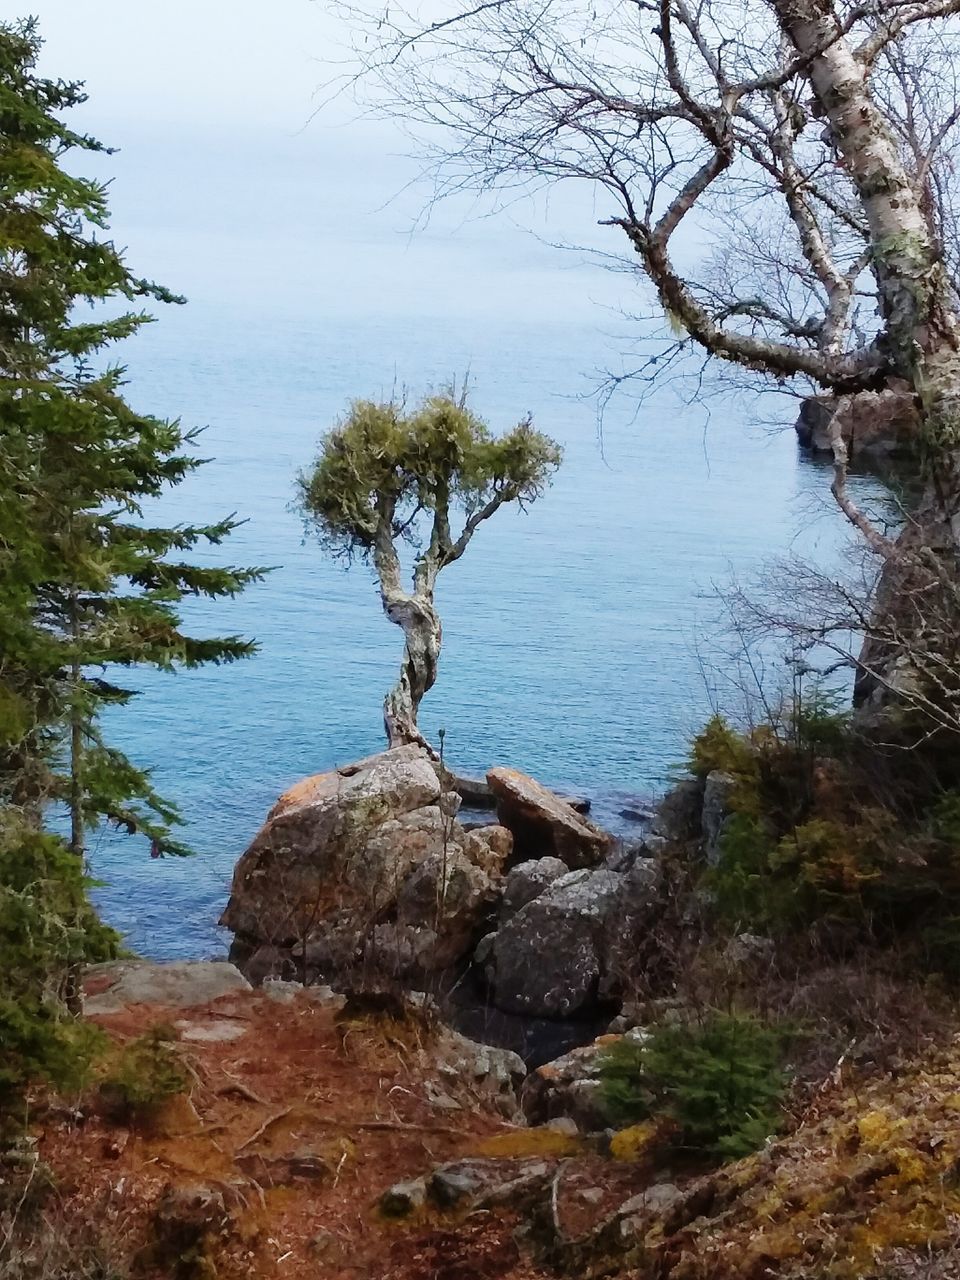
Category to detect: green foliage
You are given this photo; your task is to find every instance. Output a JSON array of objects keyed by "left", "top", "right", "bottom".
[
  {"left": 0, "top": 814, "right": 117, "bottom": 1124},
  {"left": 789, "top": 687, "right": 851, "bottom": 754},
  {"left": 599, "top": 1014, "right": 787, "bottom": 1161},
  {"left": 297, "top": 390, "right": 562, "bottom": 564},
  {"left": 690, "top": 715, "right": 755, "bottom": 779},
  {"left": 0, "top": 17, "right": 266, "bottom": 854},
  {"left": 98, "top": 1023, "right": 187, "bottom": 1124}
]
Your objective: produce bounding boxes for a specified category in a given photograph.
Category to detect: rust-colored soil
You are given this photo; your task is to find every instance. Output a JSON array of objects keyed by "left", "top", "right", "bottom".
[{"left": 35, "top": 989, "right": 582, "bottom": 1279}]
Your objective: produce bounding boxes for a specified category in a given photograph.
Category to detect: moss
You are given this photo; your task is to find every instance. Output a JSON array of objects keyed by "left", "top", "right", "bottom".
[
  {"left": 473, "top": 1127, "right": 583, "bottom": 1158},
  {"left": 609, "top": 1121, "right": 663, "bottom": 1163},
  {"left": 98, "top": 1023, "right": 188, "bottom": 1126}
]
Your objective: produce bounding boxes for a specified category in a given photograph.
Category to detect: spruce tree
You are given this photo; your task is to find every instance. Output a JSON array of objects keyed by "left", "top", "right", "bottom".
[{"left": 0, "top": 16, "right": 265, "bottom": 856}]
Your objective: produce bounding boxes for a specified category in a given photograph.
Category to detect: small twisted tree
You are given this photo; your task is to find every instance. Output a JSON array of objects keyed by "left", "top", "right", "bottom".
[{"left": 298, "top": 392, "right": 562, "bottom": 749}]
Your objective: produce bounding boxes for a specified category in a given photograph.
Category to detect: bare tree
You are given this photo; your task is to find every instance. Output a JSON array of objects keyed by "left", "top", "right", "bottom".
[
  {"left": 329, "top": 0, "right": 960, "bottom": 733},
  {"left": 298, "top": 391, "right": 561, "bottom": 748}
]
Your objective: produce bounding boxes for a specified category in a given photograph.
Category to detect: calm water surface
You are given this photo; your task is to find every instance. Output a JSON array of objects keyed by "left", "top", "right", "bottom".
[{"left": 89, "top": 301, "right": 875, "bottom": 959}]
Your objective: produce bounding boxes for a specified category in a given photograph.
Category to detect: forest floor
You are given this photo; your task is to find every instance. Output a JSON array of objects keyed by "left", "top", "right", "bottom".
[{"left": 25, "top": 981, "right": 637, "bottom": 1280}]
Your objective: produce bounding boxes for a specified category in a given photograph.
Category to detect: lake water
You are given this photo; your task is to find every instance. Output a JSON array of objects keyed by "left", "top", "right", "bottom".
[{"left": 88, "top": 298, "right": 877, "bottom": 960}]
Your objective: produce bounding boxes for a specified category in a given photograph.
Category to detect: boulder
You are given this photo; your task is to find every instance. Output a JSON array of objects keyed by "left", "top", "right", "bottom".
[
  {"left": 485, "top": 869, "right": 626, "bottom": 1018},
  {"left": 500, "top": 857, "right": 570, "bottom": 918},
  {"left": 487, "top": 767, "right": 612, "bottom": 867},
  {"left": 432, "top": 1028, "right": 527, "bottom": 1117},
  {"left": 221, "top": 746, "right": 442, "bottom": 944},
  {"left": 522, "top": 1035, "right": 626, "bottom": 1131},
  {"left": 795, "top": 387, "right": 919, "bottom": 461},
  {"left": 702, "top": 770, "right": 737, "bottom": 866},
  {"left": 83, "top": 961, "right": 250, "bottom": 1015},
  {"left": 396, "top": 848, "right": 499, "bottom": 965},
  {"left": 427, "top": 1159, "right": 552, "bottom": 1211},
  {"left": 220, "top": 746, "right": 512, "bottom": 982},
  {"left": 649, "top": 776, "right": 704, "bottom": 842}
]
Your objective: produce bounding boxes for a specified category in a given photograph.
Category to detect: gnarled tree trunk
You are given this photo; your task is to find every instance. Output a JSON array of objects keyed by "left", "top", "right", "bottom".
[
  {"left": 372, "top": 506, "right": 443, "bottom": 750},
  {"left": 381, "top": 590, "right": 442, "bottom": 750}
]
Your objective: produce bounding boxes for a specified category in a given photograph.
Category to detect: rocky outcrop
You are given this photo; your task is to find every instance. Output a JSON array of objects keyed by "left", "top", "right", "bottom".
[
  {"left": 522, "top": 1034, "right": 628, "bottom": 1130},
  {"left": 220, "top": 746, "right": 512, "bottom": 983},
  {"left": 487, "top": 766, "right": 612, "bottom": 867},
  {"left": 83, "top": 960, "right": 251, "bottom": 1015},
  {"left": 649, "top": 776, "right": 704, "bottom": 842},
  {"left": 794, "top": 386, "right": 920, "bottom": 462},
  {"left": 480, "top": 860, "right": 660, "bottom": 1019},
  {"left": 701, "top": 769, "right": 737, "bottom": 866}
]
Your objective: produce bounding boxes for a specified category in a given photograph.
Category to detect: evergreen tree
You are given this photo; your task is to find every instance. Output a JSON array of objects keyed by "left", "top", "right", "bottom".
[{"left": 0, "top": 15, "right": 265, "bottom": 857}]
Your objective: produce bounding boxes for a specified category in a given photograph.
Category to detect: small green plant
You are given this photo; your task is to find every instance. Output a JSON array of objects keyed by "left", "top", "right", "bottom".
[
  {"left": 599, "top": 1012, "right": 787, "bottom": 1161},
  {"left": 98, "top": 1024, "right": 187, "bottom": 1123}
]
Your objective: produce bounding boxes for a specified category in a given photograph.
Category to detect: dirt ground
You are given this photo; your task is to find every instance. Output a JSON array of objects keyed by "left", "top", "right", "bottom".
[{"left": 29, "top": 985, "right": 643, "bottom": 1280}]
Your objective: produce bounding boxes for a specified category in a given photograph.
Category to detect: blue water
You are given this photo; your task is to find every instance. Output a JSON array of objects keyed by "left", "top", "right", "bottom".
[{"left": 88, "top": 299, "right": 877, "bottom": 960}]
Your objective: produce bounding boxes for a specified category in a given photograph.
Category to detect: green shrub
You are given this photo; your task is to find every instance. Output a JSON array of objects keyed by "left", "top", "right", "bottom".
[
  {"left": 689, "top": 715, "right": 754, "bottom": 779},
  {"left": 789, "top": 688, "right": 851, "bottom": 755},
  {"left": 599, "top": 1013, "right": 787, "bottom": 1161},
  {"left": 98, "top": 1024, "right": 187, "bottom": 1123},
  {"left": 0, "top": 818, "right": 117, "bottom": 1126}
]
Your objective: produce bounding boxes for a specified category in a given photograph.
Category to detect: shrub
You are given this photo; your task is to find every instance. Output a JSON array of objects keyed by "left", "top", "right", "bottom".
[
  {"left": 98, "top": 1024, "right": 187, "bottom": 1124},
  {"left": 0, "top": 818, "right": 117, "bottom": 1127},
  {"left": 690, "top": 715, "right": 755, "bottom": 779},
  {"left": 599, "top": 1013, "right": 787, "bottom": 1161}
]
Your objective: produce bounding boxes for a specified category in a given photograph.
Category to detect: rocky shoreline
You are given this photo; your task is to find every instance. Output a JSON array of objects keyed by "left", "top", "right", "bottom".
[{"left": 216, "top": 744, "right": 688, "bottom": 1054}]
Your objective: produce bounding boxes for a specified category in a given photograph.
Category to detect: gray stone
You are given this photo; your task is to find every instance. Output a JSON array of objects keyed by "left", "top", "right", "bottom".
[
  {"left": 83, "top": 961, "right": 251, "bottom": 1015},
  {"left": 618, "top": 1182, "right": 684, "bottom": 1239},
  {"left": 488, "top": 870, "right": 624, "bottom": 1017},
  {"left": 428, "top": 1159, "right": 552, "bottom": 1211},
  {"left": 640, "top": 833, "right": 668, "bottom": 858},
  {"left": 650, "top": 777, "right": 704, "bottom": 842},
  {"left": 500, "top": 857, "right": 569, "bottom": 918},
  {"left": 429, "top": 1163, "right": 489, "bottom": 1208},
  {"left": 488, "top": 860, "right": 662, "bottom": 1020},
  {"left": 396, "top": 847, "right": 497, "bottom": 966},
  {"left": 175, "top": 1019, "right": 248, "bottom": 1043},
  {"left": 433, "top": 1028, "right": 527, "bottom": 1116},
  {"left": 522, "top": 1037, "right": 620, "bottom": 1131},
  {"left": 702, "top": 770, "right": 737, "bottom": 866},
  {"left": 380, "top": 1177, "right": 427, "bottom": 1217},
  {"left": 545, "top": 1116, "right": 579, "bottom": 1137}
]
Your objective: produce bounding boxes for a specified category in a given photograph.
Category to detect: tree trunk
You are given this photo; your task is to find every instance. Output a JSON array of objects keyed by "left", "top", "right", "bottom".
[
  {"left": 381, "top": 592, "right": 441, "bottom": 750},
  {"left": 773, "top": 0, "right": 960, "bottom": 728}
]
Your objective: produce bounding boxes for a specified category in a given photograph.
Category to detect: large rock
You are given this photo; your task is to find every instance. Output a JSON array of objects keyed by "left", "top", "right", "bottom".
[
  {"left": 483, "top": 865, "right": 658, "bottom": 1019},
  {"left": 701, "top": 770, "right": 737, "bottom": 866},
  {"left": 83, "top": 961, "right": 251, "bottom": 1015},
  {"left": 522, "top": 1034, "right": 636, "bottom": 1131},
  {"left": 221, "top": 746, "right": 512, "bottom": 982},
  {"left": 487, "top": 767, "right": 612, "bottom": 868},
  {"left": 500, "top": 857, "right": 570, "bottom": 918},
  {"left": 649, "top": 776, "right": 704, "bottom": 842},
  {"left": 795, "top": 387, "right": 919, "bottom": 461}
]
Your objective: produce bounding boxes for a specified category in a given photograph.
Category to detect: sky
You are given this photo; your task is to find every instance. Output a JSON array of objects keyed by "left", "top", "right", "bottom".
[{"left": 27, "top": 1, "right": 632, "bottom": 325}]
